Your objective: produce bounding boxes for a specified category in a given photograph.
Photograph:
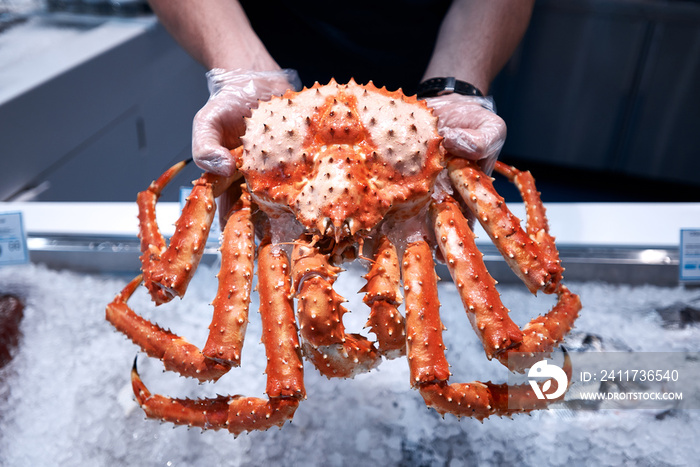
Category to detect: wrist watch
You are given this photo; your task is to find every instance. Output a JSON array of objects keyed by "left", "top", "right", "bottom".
[{"left": 416, "top": 77, "right": 484, "bottom": 98}]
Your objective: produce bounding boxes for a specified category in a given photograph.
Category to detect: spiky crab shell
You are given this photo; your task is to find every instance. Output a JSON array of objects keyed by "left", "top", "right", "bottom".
[{"left": 239, "top": 80, "right": 444, "bottom": 239}]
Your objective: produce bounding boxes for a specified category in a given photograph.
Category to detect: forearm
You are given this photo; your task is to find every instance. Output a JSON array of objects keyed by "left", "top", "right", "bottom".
[
  {"left": 423, "top": 0, "right": 535, "bottom": 95},
  {"left": 148, "top": 0, "right": 279, "bottom": 71}
]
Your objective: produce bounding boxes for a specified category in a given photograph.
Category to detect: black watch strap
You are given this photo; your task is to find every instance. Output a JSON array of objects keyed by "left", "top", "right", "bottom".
[{"left": 416, "top": 77, "right": 484, "bottom": 98}]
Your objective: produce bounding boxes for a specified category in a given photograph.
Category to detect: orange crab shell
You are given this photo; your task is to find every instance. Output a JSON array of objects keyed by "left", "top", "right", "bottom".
[
  {"left": 238, "top": 79, "right": 445, "bottom": 237},
  {"left": 107, "top": 79, "right": 582, "bottom": 435}
]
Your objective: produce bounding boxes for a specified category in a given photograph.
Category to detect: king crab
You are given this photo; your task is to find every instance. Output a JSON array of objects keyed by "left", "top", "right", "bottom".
[{"left": 106, "top": 80, "right": 581, "bottom": 435}]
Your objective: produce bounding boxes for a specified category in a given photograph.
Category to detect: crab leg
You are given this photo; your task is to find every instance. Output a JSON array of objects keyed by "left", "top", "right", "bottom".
[
  {"left": 257, "top": 238, "right": 306, "bottom": 399},
  {"left": 138, "top": 158, "right": 239, "bottom": 305},
  {"left": 402, "top": 240, "right": 450, "bottom": 385},
  {"left": 292, "top": 241, "right": 381, "bottom": 378},
  {"left": 106, "top": 274, "right": 231, "bottom": 382},
  {"left": 494, "top": 161, "right": 561, "bottom": 271},
  {"left": 202, "top": 184, "right": 255, "bottom": 365},
  {"left": 362, "top": 235, "right": 406, "bottom": 359},
  {"left": 131, "top": 368, "right": 299, "bottom": 436},
  {"left": 431, "top": 196, "right": 523, "bottom": 357},
  {"left": 503, "top": 284, "right": 581, "bottom": 371},
  {"left": 431, "top": 195, "right": 581, "bottom": 371},
  {"left": 402, "top": 240, "right": 570, "bottom": 420},
  {"left": 130, "top": 239, "right": 304, "bottom": 436},
  {"left": 448, "top": 158, "right": 562, "bottom": 294}
]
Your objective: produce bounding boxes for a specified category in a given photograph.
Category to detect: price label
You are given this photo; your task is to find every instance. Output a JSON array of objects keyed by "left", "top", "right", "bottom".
[
  {"left": 0, "top": 212, "right": 29, "bottom": 266},
  {"left": 680, "top": 229, "right": 700, "bottom": 282}
]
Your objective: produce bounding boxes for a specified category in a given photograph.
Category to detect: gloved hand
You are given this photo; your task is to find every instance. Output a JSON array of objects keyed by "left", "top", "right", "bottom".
[
  {"left": 424, "top": 94, "right": 506, "bottom": 175},
  {"left": 192, "top": 68, "right": 302, "bottom": 176}
]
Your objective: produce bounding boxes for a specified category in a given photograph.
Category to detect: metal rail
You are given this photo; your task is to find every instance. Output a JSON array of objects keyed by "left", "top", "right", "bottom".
[{"left": 25, "top": 234, "right": 682, "bottom": 286}]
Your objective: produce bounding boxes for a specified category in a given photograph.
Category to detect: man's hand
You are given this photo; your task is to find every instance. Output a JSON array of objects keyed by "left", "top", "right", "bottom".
[
  {"left": 192, "top": 68, "right": 301, "bottom": 176},
  {"left": 425, "top": 94, "right": 506, "bottom": 175}
]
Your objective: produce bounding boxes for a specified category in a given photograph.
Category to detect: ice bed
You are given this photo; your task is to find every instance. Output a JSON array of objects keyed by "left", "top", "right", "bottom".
[{"left": 0, "top": 201, "right": 699, "bottom": 466}]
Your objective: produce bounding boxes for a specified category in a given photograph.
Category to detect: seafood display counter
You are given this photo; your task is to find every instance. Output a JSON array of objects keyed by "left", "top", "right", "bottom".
[{"left": 0, "top": 201, "right": 699, "bottom": 466}]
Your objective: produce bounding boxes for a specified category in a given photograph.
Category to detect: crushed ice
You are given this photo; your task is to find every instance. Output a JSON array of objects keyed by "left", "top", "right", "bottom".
[{"left": 0, "top": 262, "right": 699, "bottom": 466}]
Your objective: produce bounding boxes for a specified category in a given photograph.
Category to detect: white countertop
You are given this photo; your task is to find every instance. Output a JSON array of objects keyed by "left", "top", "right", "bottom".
[{"left": 2, "top": 201, "right": 699, "bottom": 248}]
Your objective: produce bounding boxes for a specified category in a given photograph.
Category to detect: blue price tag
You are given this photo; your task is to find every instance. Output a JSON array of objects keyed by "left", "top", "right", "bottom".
[
  {"left": 0, "top": 211, "right": 29, "bottom": 266},
  {"left": 680, "top": 229, "right": 700, "bottom": 282}
]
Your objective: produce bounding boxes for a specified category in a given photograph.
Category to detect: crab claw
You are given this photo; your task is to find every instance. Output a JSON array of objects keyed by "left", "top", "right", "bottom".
[{"left": 130, "top": 356, "right": 301, "bottom": 436}]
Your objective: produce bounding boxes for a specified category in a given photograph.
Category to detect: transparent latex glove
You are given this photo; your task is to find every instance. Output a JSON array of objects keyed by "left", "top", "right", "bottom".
[
  {"left": 192, "top": 68, "right": 302, "bottom": 176},
  {"left": 424, "top": 94, "right": 506, "bottom": 175}
]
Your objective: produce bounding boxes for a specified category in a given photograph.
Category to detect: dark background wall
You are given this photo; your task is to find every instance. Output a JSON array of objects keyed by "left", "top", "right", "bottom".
[{"left": 491, "top": 0, "right": 700, "bottom": 202}]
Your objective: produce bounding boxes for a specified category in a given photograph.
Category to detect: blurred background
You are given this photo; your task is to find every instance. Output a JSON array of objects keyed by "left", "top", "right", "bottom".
[
  {"left": 491, "top": 0, "right": 700, "bottom": 203},
  {"left": 0, "top": 0, "right": 699, "bottom": 203}
]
